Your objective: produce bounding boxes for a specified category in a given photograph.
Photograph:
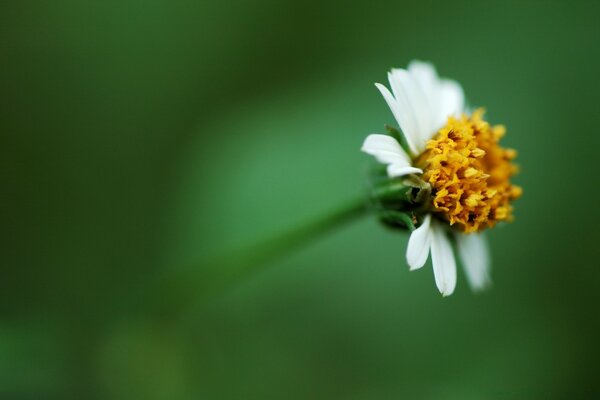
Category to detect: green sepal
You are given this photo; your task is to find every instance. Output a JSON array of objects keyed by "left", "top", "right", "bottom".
[
  {"left": 368, "top": 175, "right": 432, "bottom": 232},
  {"left": 379, "top": 210, "right": 416, "bottom": 231},
  {"left": 401, "top": 175, "right": 432, "bottom": 206},
  {"left": 371, "top": 175, "right": 431, "bottom": 208},
  {"left": 372, "top": 179, "right": 414, "bottom": 204}
]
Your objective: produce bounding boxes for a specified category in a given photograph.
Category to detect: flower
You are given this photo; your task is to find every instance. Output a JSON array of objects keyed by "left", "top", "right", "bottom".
[{"left": 362, "top": 61, "right": 521, "bottom": 296}]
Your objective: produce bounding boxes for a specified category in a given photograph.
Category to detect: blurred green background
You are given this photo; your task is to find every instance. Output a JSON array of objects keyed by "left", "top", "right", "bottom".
[{"left": 2, "top": 0, "right": 600, "bottom": 398}]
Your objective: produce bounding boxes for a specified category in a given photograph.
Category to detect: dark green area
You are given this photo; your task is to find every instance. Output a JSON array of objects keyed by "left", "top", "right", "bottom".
[{"left": 2, "top": 0, "right": 599, "bottom": 398}]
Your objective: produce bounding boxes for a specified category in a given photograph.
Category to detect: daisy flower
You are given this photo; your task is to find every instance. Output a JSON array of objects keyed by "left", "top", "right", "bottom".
[{"left": 362, "top": 61, "right": 521, "bottom": 296}]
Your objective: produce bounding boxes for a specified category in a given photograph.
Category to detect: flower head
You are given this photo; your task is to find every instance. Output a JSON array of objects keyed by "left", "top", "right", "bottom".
[{"left": 362, "top": 61, "right": 521, "bottom": 296}]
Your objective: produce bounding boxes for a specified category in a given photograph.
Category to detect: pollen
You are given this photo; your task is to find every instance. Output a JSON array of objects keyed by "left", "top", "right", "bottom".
[{"left": 416, "top": 109, "right": 522, "bottom": 233}]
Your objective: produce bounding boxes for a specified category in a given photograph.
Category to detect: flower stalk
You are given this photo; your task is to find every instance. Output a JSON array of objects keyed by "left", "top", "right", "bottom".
[{"left": 136, "top": 197, "right": 370, "bottom": 320}]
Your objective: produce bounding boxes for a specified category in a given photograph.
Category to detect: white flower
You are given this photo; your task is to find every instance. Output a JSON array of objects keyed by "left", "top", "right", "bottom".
[{"left": 362, "top": 61, "right": 492, "bottom": 296}]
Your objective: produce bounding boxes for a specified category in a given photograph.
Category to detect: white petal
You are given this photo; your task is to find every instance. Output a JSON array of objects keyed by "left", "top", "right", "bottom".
[
  {"left": 361, "top": 134, "right": 411, "bottom": 165},
  {"left": 387, "top": 164, "right": 422, "bottom": 177},
  {"left": 430, "top": 222, "right": 457, "bottom": 296},
  {"left": 408, "top": 61, "right": 466, "bottom": 133},
  {"left": 456, "top": 233, "right": 491, "bottom": 291},
  {"left": 375, "top": 62, "right": 466, "bottom": 157},
  {"left": 408, "top": 61, "right": 437, "bottom": 92},
  {"left": 438, "top": 79, "right": 465, "bottom": 123},
  {"left": 408, "top": 61, "right": 439, "bottom": 116},
  {"left": 388, "top": 69, "right": 434, "bottom": 152},
  {"left": 406, "top": 214, "right": 432, "bottom": 270},
  {"left": 374, "top": 83, "right": 419, "bottom": 155}
]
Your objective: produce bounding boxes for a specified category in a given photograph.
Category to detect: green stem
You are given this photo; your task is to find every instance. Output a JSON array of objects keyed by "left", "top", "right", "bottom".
[{"left": 140, "top": 197, "right": 369, "bottom": 320}]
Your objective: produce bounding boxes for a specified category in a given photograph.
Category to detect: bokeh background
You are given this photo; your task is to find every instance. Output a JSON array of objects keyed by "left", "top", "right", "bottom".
[{"left": 2, "top": 0, "right": 600, "bottom": 398}]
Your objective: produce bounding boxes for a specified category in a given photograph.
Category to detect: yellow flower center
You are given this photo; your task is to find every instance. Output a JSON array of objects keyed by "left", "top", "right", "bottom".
[{"left": 416, "top": 109, "right": 522, "bottom": 233}]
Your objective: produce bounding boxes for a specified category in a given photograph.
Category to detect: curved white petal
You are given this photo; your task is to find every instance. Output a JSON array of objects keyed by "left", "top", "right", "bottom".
[
  {"left": 408, "top": 61, "right": 438, "bottom": 98},
  {"left": 408, "top": 62, "right": 466, "bottom": 135},
  {"left": 388, "top": 69, "right": 433, "bottom": 152},
  {"left": 374, "top": 83, "right": 419, "bottom": 155},
  {"left": 361, "top": 134, "right": 411, "bottom": 165},
  {"left": 430, "top": 222, "right": 457, "bottom": 296},
  {"left": 408, "top": 61, "right": 439, "bottom": 122},
  {"left": 406, "top": 214, "right": 432, "bottom": 270},
  {"left": 456, "top": 232, "right": 491, "bottom": 291},
  {"left": 375, "top": 62, "right": 466, "bottom": 157},
  {"left": 439, "top": 79, "right": 465, "bottom": 123},
  {"left": 387, "top": 164, "right": 422, "bottom": 177}
]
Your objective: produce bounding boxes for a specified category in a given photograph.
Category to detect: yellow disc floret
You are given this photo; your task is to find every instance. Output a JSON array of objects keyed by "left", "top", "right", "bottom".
[{"left": 416, "top": 109, "right": 522, "bottom": 233}]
